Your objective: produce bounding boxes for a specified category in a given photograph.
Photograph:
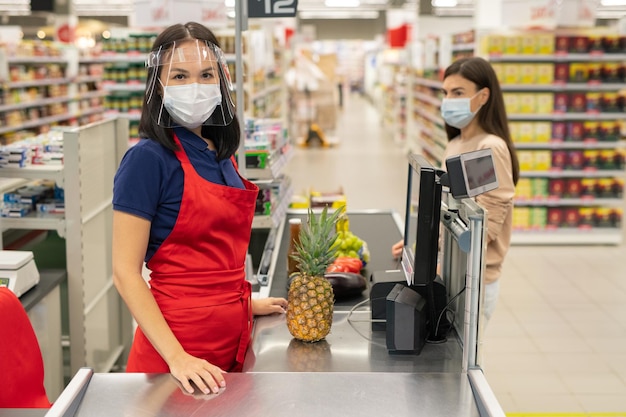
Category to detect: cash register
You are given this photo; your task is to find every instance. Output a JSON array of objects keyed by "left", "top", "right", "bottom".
[{"left": 0, "top": 250, "right": 40, "bottom": 298}]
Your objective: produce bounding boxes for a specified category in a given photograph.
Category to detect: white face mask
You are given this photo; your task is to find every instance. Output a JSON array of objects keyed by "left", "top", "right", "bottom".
[
  {"left": 162, "top": 83, "right": 222, "bottom": 129},
  {"left": 440, "top": 90, "right": 483, "bottom": 129}
]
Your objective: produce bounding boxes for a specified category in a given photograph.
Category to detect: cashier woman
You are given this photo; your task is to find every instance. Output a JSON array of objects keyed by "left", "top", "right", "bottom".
[
  {"left": 392, "top": 57, "right": 518, "bottom": 325},
  {"left": 112, "top": 22, "right": 287, "bottom": 395}
]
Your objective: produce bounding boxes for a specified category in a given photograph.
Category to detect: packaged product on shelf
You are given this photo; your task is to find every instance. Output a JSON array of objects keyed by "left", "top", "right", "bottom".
[
  {"left": 568, "top": 93, "right": 587, "bottom": 113},
  {"left": 552, "top": 122, "right": 566, "bottom": 141},
  {"left": 515, "top": 178, "right": 532, "bottom": 200},
  {"left": 600, "top": 92, "right": 620, "bottom": 112},
  {"left": 513, "top": 206, "right": 530, "bottom": 230},
  {"left": 567, "top": 150, "right": 585, "bottom": 170},
  {"left": 534, "top": 151, "right": 552, "bottom": 171},
  {"left": 554, "top": 63, "right": 569, "bottom": 83},
  {"left": 547, "top": 208, "right": 564, "bottom": 228},
  {"left": 536, "top": 64, "right": 554, "bottom": 84},
  {"left": 579, "top": 208, "right": 594, "bottom": 228},
  {"left": 536, "top": 34, "right": 555, "bottom": 54},
  {"left": 530, "top": 207, "right": 547, "bottom": 229},
  {"left": 554, "top": 92, "right": 568, "bottom": 112},
  {"left": 564, "top": 179, "right": 582, "bottom": 198},
  {"left": 520, "top": 64, "right": 535, "bottom": 84},
  {"left": 535, "top": 122, "right": 552, "bottom": 142},
  {"left": 549, "top": 178, "right": 565, "bottom": 198},
  {"left": 569, "top": 63, "right": 588, "bottom": 83},
  {"left": 600, "top": 121, "right": 620, "bottom": 142},
  {"left": 535, "top": 93, "right": 554, "bottom": 114},
  {"left": 583, "top": 121, "right": 600, "bottom": 141},
  {"left": 503, "top": 64, "right": 520, "bottom": 84},
  {"left": 567, "top": 122, "right": 584, "bottom": 141},
  {"left": 532, "top": 177, "right": 549, "bottom": 199},
  {"left": 564, "top": 208, "right": 580, "bottom": 227},
  {"left": 585, "top": 92, "right": 601, "bottom": 112}
]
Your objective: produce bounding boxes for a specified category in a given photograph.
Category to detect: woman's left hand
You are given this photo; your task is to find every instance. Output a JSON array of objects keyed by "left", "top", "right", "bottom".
[{"left": 252, "top": 297, "right": 288, "bottom": 316}]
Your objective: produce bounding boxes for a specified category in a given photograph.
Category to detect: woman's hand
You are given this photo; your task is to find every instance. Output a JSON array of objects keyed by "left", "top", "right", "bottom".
[
  {"left": 168, "top": 350, "right": 226, "bottom": 395},
  {"left": 391, "top": 240, "right": 403, "bottom": 259},
  {"left": 252, "top": 297, "right": 287, "bottom": 316}
]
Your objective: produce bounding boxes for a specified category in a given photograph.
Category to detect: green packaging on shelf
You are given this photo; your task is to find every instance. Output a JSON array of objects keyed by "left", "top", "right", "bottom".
[{"left": 245, "top": 151, "right": 269, "bottom": 169}]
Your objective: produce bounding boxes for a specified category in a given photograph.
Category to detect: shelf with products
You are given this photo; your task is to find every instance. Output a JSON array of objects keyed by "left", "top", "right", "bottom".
[
  {"left": 217, "top": 29, "right": 286, "bottom": 121},
  {"left": 480, "top": 31, "right": 626, "bottom": 244},
  {"left": 0, "top": 42, "right": 107, "bottom": 145},
  {"left": 0, "top": 118, "right": 133, "bottom": 376}
]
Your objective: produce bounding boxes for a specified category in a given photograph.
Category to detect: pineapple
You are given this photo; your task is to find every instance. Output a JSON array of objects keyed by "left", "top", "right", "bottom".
[{"left": 286, "top": 206, "right": 341, "bottom": 342}]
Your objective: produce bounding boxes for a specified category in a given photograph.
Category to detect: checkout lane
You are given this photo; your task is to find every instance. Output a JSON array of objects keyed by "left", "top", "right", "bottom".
[{"left": 40, "top": 209, "right": 501, "bottom": 417}]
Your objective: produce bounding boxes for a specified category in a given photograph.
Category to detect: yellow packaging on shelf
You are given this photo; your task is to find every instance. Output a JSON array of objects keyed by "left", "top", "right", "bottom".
[
  {"left": 534, "top": 122, "right": 552, "bottom": 143},
  {"left": 535, "top": 93, "right": 554, "bottom": 114}
]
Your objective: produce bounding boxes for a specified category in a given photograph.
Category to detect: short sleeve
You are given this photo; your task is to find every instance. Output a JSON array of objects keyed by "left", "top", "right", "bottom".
[{"left": 113, "top": 142, "right": 167, "bottom": 221}]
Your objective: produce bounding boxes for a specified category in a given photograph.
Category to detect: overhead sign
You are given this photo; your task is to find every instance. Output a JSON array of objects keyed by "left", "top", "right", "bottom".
[
  {"left": 248, "top": 0, "right": 298, "bottom": 18},
  {"left": 133, "top": 0, "right": 228, "bottom": 28}
]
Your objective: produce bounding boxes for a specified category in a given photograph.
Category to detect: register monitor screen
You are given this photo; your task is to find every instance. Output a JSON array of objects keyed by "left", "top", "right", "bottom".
[{"left": 400, "top": 154, "right": 442, "bottom": 287}]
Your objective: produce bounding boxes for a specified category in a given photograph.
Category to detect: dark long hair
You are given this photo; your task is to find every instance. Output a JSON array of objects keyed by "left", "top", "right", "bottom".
[
  {"left": 443, "top": 57, "right": 519, "bottom": 185},
  {"left": 138, "top": 22, "right": 240, "bottom": 160}
]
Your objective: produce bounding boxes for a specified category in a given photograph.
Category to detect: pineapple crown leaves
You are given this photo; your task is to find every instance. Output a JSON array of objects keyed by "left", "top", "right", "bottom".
[{"left": 291, "top": 206, "right": 341, "bottom": 277}]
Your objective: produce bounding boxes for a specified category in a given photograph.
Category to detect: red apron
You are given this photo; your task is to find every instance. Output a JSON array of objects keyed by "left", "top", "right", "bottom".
[{"left": 126, "top": 133, "right": 258, "bottom": 373}]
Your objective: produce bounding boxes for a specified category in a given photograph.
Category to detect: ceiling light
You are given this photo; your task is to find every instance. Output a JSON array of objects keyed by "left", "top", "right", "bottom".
[
  {"left": 325, "top": 0, "right": 361, "bottom": 7},
  {"left": 432, "top": 0, "right": 458, "bottom": 6},
  {"left": 299, "top": 10, "right": 379, "bottom": 18},
  {"left": 600, "top": 0, "right": 626, "bottom": 5}
]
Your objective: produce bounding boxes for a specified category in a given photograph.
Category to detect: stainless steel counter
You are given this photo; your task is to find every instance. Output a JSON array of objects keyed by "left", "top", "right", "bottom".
[
  {"left": 70, "top": 372, "right": 480, "bottom": 417},
  {"left": 244, "top": 310, "right": 463, "bottom": 373}
]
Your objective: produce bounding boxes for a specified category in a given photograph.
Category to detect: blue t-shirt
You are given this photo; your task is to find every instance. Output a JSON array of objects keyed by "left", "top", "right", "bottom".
[{"left": 113, "top": 127, "right": 244, "bottom": 262}]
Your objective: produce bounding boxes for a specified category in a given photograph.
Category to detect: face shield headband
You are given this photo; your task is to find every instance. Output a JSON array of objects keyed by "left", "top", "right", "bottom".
[{"left": 145, "top": 40, "right": 235, "bottom": 128}]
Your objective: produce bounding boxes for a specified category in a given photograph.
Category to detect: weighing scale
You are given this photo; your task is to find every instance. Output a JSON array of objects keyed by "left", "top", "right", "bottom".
[{"left": 0, "top": 250, "right": 40, "bottom": 298}]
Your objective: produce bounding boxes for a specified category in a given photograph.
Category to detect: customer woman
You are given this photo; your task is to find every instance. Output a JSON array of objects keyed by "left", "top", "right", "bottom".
[
  {"left": 112, "top": 22, "right": 287, "bottom": 396},
  {"left": 393, "top": 56, "right": 519, "bottom": 324}
]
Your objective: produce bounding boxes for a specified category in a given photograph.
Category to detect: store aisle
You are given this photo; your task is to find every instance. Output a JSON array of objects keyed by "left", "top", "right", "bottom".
[
  {"left": 284, "top": 92, "right": 626, "bottom": 415},
  {"left": 283, "top": 92, "right": 408, "bottom": 216}
]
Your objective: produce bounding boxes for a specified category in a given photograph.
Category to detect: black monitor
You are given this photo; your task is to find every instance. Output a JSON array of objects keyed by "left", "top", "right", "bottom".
[{"left": 400, "top": 154, "right": 442, "bottom": 287}]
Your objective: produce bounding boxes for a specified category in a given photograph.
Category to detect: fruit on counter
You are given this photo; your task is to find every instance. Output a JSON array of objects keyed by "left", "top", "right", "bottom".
[
  {"left": 286, "top": 206, "right": 341, "bottom": 342},
  {"left": 326, "top": 256, "right": 363, "bottom": 273},
  {"left": 332, "top": 211, "right": 371, "bottom": 266}
]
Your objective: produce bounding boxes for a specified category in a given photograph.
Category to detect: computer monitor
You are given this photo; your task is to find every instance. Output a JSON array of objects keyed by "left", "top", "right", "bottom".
[{"left": 400, "top": 154, "right": 443, "bottom": 287}]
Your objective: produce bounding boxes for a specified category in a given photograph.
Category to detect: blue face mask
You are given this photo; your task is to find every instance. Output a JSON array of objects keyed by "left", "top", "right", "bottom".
[{"left": 440, "top": 90, "right": 483, "bottom": 129}]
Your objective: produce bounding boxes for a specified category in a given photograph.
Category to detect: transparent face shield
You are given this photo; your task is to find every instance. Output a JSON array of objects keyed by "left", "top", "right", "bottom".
[{"left": 145, "top": 39, "right": 235, "bottom": 128}]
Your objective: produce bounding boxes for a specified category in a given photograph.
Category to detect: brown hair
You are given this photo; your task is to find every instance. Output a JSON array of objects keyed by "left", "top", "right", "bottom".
[
  {"left": 443, "top": 57, "right": 519, "bottom": 185},
  {"left": 138, "top": 22, "right": 240, "bottom": 160}
]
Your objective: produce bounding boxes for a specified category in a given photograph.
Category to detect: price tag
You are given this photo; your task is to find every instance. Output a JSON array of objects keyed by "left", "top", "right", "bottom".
[{"left": 248, "top": 0, "right": 298, "bottom": 18}]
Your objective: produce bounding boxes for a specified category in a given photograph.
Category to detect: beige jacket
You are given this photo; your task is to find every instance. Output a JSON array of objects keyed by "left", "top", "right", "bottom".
[{"left": 443, "top": 133, "right": 515, "bottom": 284}]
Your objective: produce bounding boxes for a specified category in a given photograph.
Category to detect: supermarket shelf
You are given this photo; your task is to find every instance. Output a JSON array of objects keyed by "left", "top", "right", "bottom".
[
  {"left": 76, "top": 90, "right": 109, "bottom": 100},
  {"left": 102, "top": 83, "right": 146, "bottom": 92},
  {"left": 252, "top": 182, "right": 293, "bottom": 229},
  {"left": 105, "top": 111, "right": 141, "bottom": 121},
  {"left": 80, "top": 54, "right": 148, "bottom": 64},
  {"left": 508, "top": 113, "right": 626, "bottom": 121},
  {"left": 521, "top": 169, "right": 625, "bottom": 178},
  {"left": 0, "top": 212, "right": 66, "bottom": 237},
  {"left": 414, "top": 107, "right": 444, "bottom": 126},
  {"left": 489, "top": 53, "right": 626, "bottom": 62},
  {"left": 7, "top": 56, "right": 68, "bottom": 64},
  {"left": 246, "top": 144, "right": 294, "bottom": 181},
  {"left": 501, "top": 83, "right": 626, "bottom": 92},
  {"left": 252, "top": 84, "right": 282, "bottom": 102},
  {"left": 514, "top": 141, "right": 626, "bottom": 150},
  {"left": 0, "top": 165, "right": 64, "bottom": 186},
  {"left": 515, "top": 197, "right": 624, "bottom": 207},
  {"left": 413, "top": 91, "right": 442, "bottom": 107},
  {"left": 511, "top": 228, "right": 623, "bottom": 245},
  {"left": 413, "top": 77, "right": 443, "bottom": 89},
  {"left": 451, "top": 43, "right": 475, "bottom": 52},
  {"left": 0, "top": 95, "right": 74, "bottom": 112},
  {"left": 4, "top": 77, "right": 73, "bottom": 88},
  {"left": 0, "top": 177, "right": 31, "bottom": 194},
  {"left": 74, "top": 75, "right": 102, "bottom": 84},
  {"left": 0, "top": 107, "right": 105, "bottom": 135}
]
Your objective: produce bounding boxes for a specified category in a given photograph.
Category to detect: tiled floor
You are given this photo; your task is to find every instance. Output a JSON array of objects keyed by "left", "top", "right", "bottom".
[{"left": 283, "top": 92, "right": 626, "bottom": 416}]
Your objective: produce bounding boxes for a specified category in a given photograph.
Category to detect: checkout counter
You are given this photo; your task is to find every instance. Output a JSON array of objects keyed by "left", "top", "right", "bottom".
[{"left": 30, "top": 199, "right": 504, "bottom": 417}]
